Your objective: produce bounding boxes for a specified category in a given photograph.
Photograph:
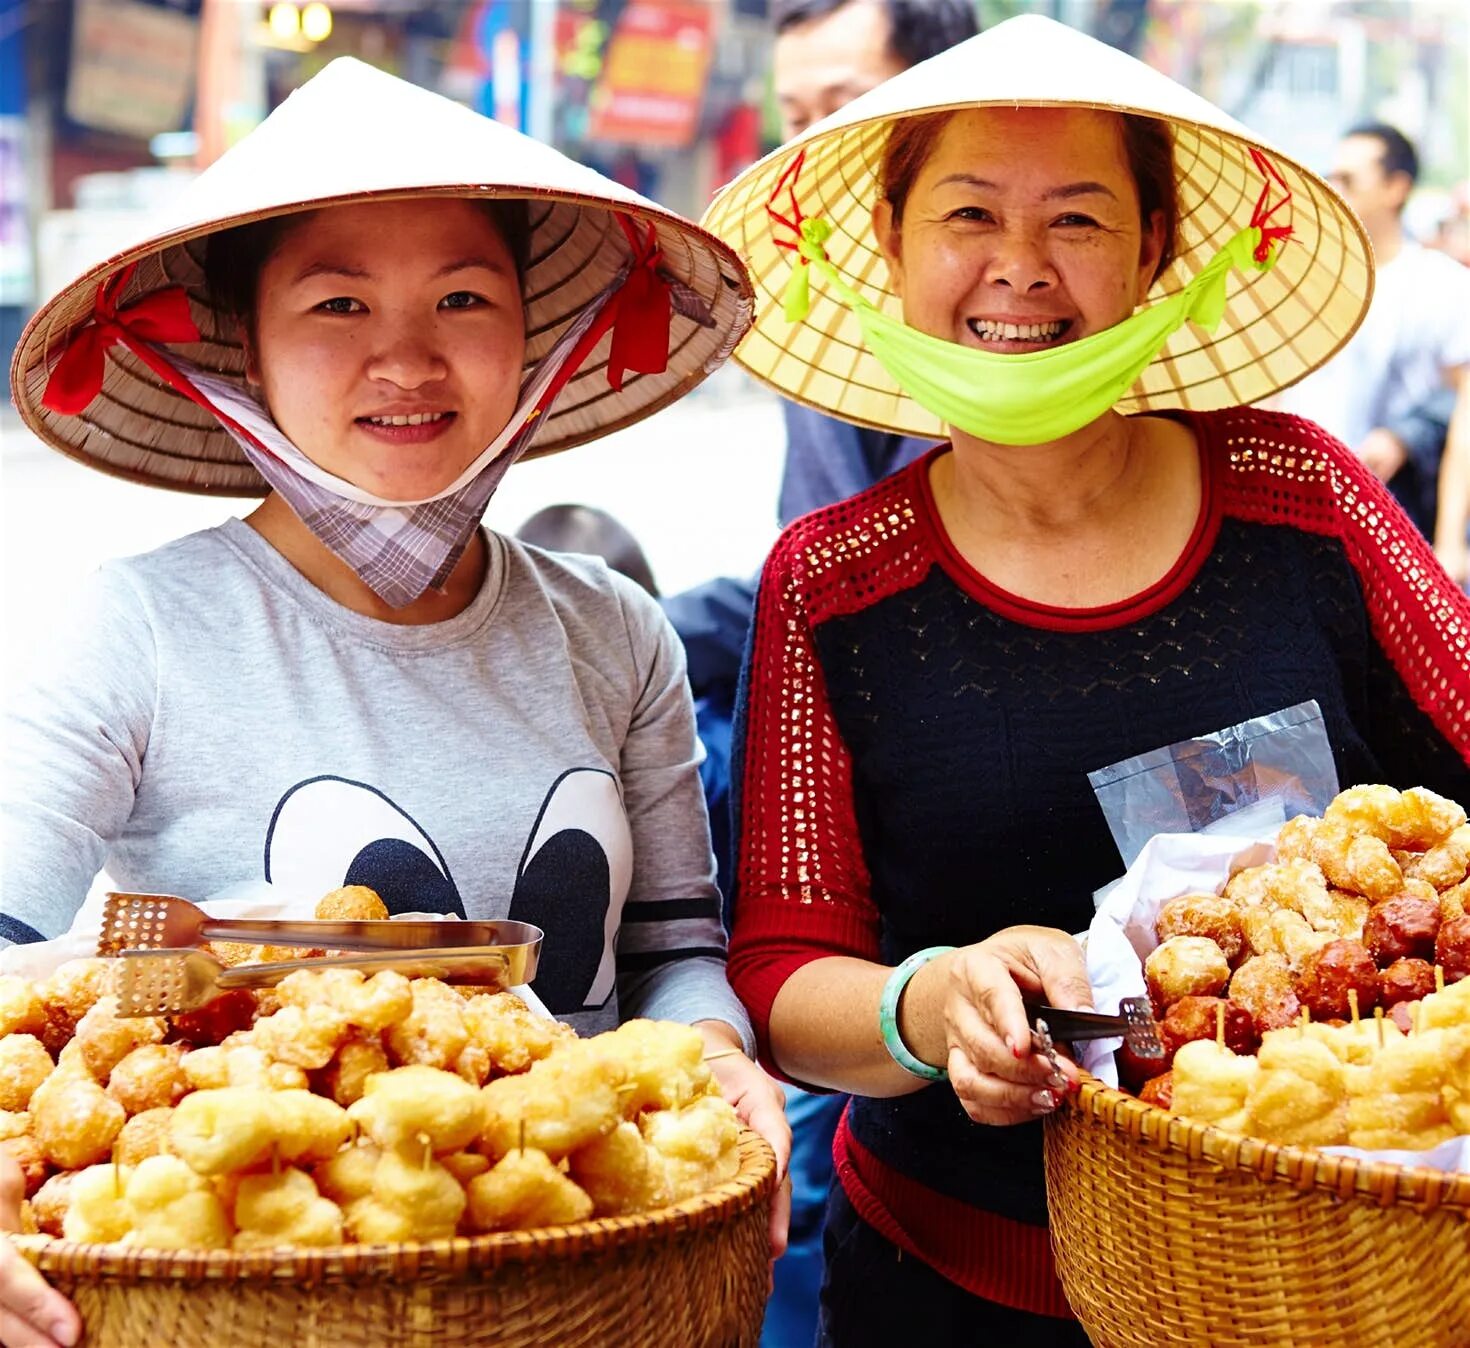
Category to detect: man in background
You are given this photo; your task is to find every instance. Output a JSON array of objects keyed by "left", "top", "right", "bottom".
[
  {"left": 666, "top": 6, "right": 979, "bottom": 1347},
  {"left": 1277, "top": 124, "right": 1470, "bottom": 567}
]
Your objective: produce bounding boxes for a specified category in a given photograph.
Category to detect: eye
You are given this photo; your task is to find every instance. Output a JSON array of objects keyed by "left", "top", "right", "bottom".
[
  {"left": 440, "top": 290, "right": 485, "bottom": 310},
  {"left": 1053, "top": 213, "right": 1099, "bottom": 228},
  {"left": 947, "top": 206, "right": 994, "bottom": 223},
  {"left": 316, "top": 296, "right": 363, "bottom": 315}
]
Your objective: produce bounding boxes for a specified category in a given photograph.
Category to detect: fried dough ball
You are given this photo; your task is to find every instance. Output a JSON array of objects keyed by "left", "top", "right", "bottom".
[
  {"left": 38, "top": 960, "right": 110, "bottom": 1023},
  {"left": 1298, "top": 940, "right": 1380, "bottom": 1021},
  {"left": 0, "top": 1035, "right": 53, "bottom": 1111},
  {"left": 0, "top": 1135, "right": 49, "bottom": 1197},
  {"left": 114, "top": 1108, "right": 176, "bottom": 1167},
  {"left": 31, "top": 1172, "right": 74, "bottom": 1238},
  {"left": 464, "top": 1147, "right": 594, "bottom": 1232},
  {"left": 106, "top": 1043, "right": 190, "bottom": 1115},
  {"left": 314, "top": 885, "right": 390, "bottom": 922},
  {"left": 1379, "top": 958, "right": 1437, "bottom": 1009},
  {"left": 1144, "top": 937, "right": 1230, "bottom": 1013},
  {"left": 1274, "top": 814, "right": 1320, "bottom": 862},
  {"left": 0, "top": 976, "right": 45, "bottom": 1038},
  {"left": 313, "top": 1142, "right": 382, "bottom": 1206},
  {"left": 1440, "top": 878, "right": 1470, "bottom": 924},
  {"left": 30, "top": 1070, "right": 125, "bottom": 1169},
  {"left": 169, "top": 1088, "right": 277, "bottom": 1175},
  {"left": 1155, "top": 894, "right": 1245, "bottom": 965},
  {"left": 232, "top": 1168, "right": 344, "bottom": 1250},
  {"left": 1398, "top": 838, "right": 1470, "bottom": 891},
  {"left": 1240, "top": 907, "right": 1334, "bottom": 970},
  {"left": 74, "top": 996, "right": 167, "bottom": 1082},
  {"left": 347, "top": 1065, "right": 484, "bottom": 1156},
  {"left": 1169, "top": 1039, "right": 1259, "bottom": 1132},
  {"left": 569, "top": 1121, "right": 672, "bottom": 1217},
  {"left": 1347, "top": 1029, "right": 1459, "bottom": 1151},
  {"left": 479, "top": 1039, "right": 625, "bottom": 1161},
  {"left": 315, "top": 1037, "right": 390, "bottom": 1107},
  {"left": 1243, "top": 1029, "right": 1348, "bottom": 1147},
  {"left": 1326, "top": 785, "right": 1467, "bottom": 851},
  {"left": 169, "top": 988, "right": 258, "bottom": 1047},
  {"left": 275, "top": 969, "right": 413, "bottom": 1035},
  {"left": 1321, "top": 891, "right": 1371, "bottom": 941},
  {"left": 59, "top": 1164, "right": 131, "bottom": 1243},
  {"left": 440, "top": 1151, "right": 491, "bottom": 1186},
  {"left": 1435, "top": 916, "right": 1470, "bottom": 984},
  {"left": 1137, "top": 1073, "right": 1174, "bottom": 1110},
  {"left": 1311, "top": 823, "right": 1404, "bottom": 902},
  {"left": 384, "top": 979, "right": 468, "bottom": 1070},
  {"left": 640, "top": 1096, "right": 741, "bottom": 1202},
  {"left": 181, "top": 1043, "right": 308, "bottom": 1093},
  {"left": 1300, "top": 1018, "right": 1401, "bottom": 1067},
  {"left": 602, "top": 1019, "right": 715, "bottom": 1113},
  {"left": 1420, "top": 976, "right": 1470, "bottom": 1032},
  {"left": 1364, "top": 893, "right": 1442, "bottom": 965},
  {"left": 251, "top": 1004, "right": 351, "bottom": 1071},
  {"left": 346, "top": 1149, "right": 465, "bottom": 1243},
  {"left": 1158, "top": 996, "right": 1256, "bottom": 1068},
  {"left": 124, "top": 1154, "right": 231, "bottom": 1250},
  {"left": 0, "top": 1111, "right": 30, "bottom": 1142},
  {"left": 459, "top": 993, "right": 569, "bottom": 1079},
  {"left": 274, "top": 1090, "right": 354, "bottom": 1166}
]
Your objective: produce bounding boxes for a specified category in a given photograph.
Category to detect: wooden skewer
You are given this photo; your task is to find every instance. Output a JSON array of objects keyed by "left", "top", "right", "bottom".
[
  {"left": 1348, "top": 988, "right": 1360, "bottom": 1026},
  {"left": 1436, "top": 964, "right": 1446, "bottom": 995},
  {"left": 1374, "top": 1005, "right": 1386, "bottom": 1049},
  {"left": 518, "top": 1118, "right": 527, "bottom": 1156},
  {"left": 1215, "top": 1000, "right": 1225, "bottom": 1050},
  {"left": 419, "top": 1132, "right": 432, "bottom": 1172},
  {"left": 1299, "top": 1005, "right": 1311, "bottom": 1033}
]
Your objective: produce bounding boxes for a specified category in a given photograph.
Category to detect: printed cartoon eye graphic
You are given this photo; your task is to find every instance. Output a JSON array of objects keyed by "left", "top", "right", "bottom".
[
  {"left": 263, "top": 776, "right": 465, "bottom": 917},
  {"left": 509, "top": 769, "right": 632, "bottom": 1015}
]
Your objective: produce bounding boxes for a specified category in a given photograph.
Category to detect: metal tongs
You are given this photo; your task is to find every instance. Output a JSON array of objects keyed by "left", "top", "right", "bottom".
[{"left": 1027, "top": 996, "right": 1163, "bottom": 1078}]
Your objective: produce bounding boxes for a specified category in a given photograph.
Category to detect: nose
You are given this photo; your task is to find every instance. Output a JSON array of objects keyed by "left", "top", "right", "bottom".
[
  {"left": 364, "top": 317, "right": 447, "bottom": 389},
  {"left": 983, "top": 228, "right": 1058, "bottom": 293}
]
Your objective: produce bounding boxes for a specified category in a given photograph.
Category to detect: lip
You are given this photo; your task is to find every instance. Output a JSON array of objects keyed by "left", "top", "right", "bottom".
[
  {"left": 354, "top": 410, "right": 458, "bottom": 444},
  {"left": 965, "top": 316, "right": 1076, "bottom": 352}
]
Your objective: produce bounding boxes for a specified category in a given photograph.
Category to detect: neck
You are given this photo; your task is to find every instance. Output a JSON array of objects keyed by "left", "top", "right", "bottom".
[
  {"left": 245, "top": 492, "right": 488, "bottom": 624},
  {"left": 1370, "top": 215, "right": 1405, "bottom": 264}
]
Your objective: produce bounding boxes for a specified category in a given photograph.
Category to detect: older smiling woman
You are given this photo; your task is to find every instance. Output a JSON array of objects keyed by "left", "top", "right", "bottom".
[{"left": 703, "top": 15, "right": 1470, "bottom": 1344}]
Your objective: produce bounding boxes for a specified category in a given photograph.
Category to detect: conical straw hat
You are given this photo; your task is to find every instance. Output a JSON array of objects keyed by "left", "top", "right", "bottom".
[
  {"left": 11, "top": 58, "right": 754, "bottom": 495},
  {"left": 701, "top": 14, "right": 1371, "bottom": 438}
]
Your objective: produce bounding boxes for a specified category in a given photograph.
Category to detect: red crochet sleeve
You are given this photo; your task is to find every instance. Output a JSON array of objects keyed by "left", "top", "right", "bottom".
[
  {"left": 727, "top": 470, "right": 935, "bottom": 1072},
  {"left": 1212, "top": 407, "right": 1470, "bottom": 761}
]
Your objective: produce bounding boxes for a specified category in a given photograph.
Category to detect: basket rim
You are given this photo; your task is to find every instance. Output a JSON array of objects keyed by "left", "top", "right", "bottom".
[
  {"left": 1066, "top": 1072, "right": 1470, "bottom": 1213},
  {"left": 15, "top": 1131, "right": 776, "bottom": 1284}
]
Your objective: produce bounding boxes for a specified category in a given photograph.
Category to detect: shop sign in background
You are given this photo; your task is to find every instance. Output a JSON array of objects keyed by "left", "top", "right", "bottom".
[{"left": 588, "top": 0, "right": 713, "bottom": 148}]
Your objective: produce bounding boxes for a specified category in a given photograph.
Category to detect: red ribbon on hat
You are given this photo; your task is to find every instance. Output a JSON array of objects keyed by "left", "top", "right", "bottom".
[
  {"left": 766, "top": 149, "right": 809, "bottom": 253},
  {"left": 605, "top": 215, "right": 671, "bottom": 391},
  {"left": 1248, "top": 147, "right": 1294, "bottom": 265},
  {"left": 41, "top": 263, "right": 202, "bottom": 415}
]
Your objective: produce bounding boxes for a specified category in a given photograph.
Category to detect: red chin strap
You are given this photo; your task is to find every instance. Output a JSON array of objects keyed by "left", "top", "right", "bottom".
[{"left": 41, "top": 263, "right": 203, "bottom": 416}]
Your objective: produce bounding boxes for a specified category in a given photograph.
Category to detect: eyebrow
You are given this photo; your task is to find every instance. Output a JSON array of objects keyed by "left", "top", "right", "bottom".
[
  {"left": 289, "top": 256, "right": 509, "bottom": 285},
  {"left": 933, "top": 174, "right": 1120, "bottom": 202}
]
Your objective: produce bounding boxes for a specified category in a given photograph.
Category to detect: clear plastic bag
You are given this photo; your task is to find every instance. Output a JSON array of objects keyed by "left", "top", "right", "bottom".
[{"left": 1086, "top": 699, "right": 1339, "bottom": 871}]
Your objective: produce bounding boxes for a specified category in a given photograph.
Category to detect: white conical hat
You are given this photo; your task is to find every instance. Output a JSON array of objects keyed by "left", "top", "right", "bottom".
[
  {"left": 11, "top": 58, "right": 753, "bottom": 495},
  {"left": 701, "top": 14, "right": 1371, "bottom": 437}
]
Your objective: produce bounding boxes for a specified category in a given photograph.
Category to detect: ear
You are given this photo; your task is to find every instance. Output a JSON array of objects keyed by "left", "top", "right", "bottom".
[
  {"left": 872, "top": 197, "right": 903, "bottom": 298},
  {"left": 1138, "top": 208, "right": 1167, "bottom": 292}
]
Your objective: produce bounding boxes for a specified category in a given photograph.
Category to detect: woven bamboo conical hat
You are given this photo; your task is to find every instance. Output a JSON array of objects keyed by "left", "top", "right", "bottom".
[
  {"left": 701, "top": 14, "right": 1371, "bottom": 438},
  {"left": 11, "top": 58, "right": 754, "bottom": 496}
]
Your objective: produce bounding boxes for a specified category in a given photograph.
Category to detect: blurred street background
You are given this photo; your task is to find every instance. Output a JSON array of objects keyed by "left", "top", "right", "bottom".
[{"left": 2, "top": 0, "right": 1468, "bottom": 699}]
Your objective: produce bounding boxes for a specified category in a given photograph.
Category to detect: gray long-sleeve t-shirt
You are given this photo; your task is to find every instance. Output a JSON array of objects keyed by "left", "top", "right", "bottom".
[{"left": 1, "top": 519, "right": 751, "bottom": 1049}]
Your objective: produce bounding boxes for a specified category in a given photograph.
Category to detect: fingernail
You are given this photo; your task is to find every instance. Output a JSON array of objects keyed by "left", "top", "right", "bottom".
[
  {"left": 1009, "top": 1039, "right": 1024, "bottom": 1059},
  {"left": 1048, "top": 1071, "right": 1068, "bottom": 1091},
  {"left": 52, "top": 1323, "right": 78, "bottom": 1348},
  {"left": 1031, "top": 1090, "right": 1058, "bottom": 1112}
]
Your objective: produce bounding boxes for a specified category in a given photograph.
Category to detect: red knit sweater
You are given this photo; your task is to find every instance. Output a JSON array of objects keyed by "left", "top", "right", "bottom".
[{"left": 729, "top": 407, "right": 1470, "bottom": 1316}]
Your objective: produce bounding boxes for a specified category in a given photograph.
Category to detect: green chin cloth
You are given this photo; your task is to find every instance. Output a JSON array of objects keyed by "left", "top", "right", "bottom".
[{"left": 784, "top": 221, "right": 1279, "bottom": 446}]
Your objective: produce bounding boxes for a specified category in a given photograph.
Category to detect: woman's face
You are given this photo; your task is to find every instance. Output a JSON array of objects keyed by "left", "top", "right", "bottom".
[
  {"left": 874, "top": 108, "right": 1164, "bottom": 355},
  {"left": 249, "top": 198, "right": 525, "bottom": 501}
]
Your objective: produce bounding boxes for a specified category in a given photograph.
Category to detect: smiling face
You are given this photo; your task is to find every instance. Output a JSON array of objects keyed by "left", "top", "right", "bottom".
[
  {"left": 247, "top": 198, "right": 526, "bottom": 502},
  {"left": 873, "top": 107, "right": 1165, "bottom": 356}
]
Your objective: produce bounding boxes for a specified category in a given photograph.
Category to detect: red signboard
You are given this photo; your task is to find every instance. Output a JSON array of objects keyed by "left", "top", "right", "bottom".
[{"left": 588, "top": 1, "right": 714, "bottom": 148}]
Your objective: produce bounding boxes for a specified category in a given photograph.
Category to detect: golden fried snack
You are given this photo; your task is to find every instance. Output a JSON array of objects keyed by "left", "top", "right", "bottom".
[
  {"left": 269, "top": 1090, "right": 352, "bottom": 1167},
  {"left": 0, "top": 976, "right": 45, "bottom": 1038},
  {"left": 1228, "top": 955, "right": 1302, "bottom": 1036},
  {"left": 1158, "top": 996, "right": 1257, "bottom": 1068},
  {"left": 62, "top": 1164, "right": 132, "bottom": 1243},
  {"left": 0, "top": 1134, "right": 50, "bottom": 1197},
  {"left": 1240, "top": 907, "right": 1334, "bottom": 970},
  {"left": 169, "top": 1088, "right": 277, "bottom": 1174},
  {"left": 1300, "top": 1018, "right": 1401, "bottom": 1068},
  {"left": 1324, "top": 784, "right": 1404, "bottom": 842},
  {"left": 1326, "top": 785, "right": 1466, "bottom": 851},
  {"left": 30, "top": 1070, "right": 125, "bottom": 1169},
  {"left": 1322, "top": 891, "right": 1370, "bottom": 941},
  {"left": 181, "top": 1042, "right": 309, "bottom": 1093},
  {"left": 1347, "top": 1029, "right": 1460, "bottom": 1150},
  {"left": 640, "top": 1096, "right": 741, "bottom": 1202},
  {"left": 315, "top": 885, "right": 390, "bottom": 922},
  {"left": 232, "top": 1168, "right": 344, "bottom": 1250},
  {"left": 275, "top": 968, "right": 413, "bottom": 1034},
  {"left": 114, "top": 1107, "right": 176, "bottom": 1167},
  {"left": 479, "top": 1039, "right": 625, "bottom": 1161},
  {"left": 1310, "top": 822, "right": 1404, "bottom": 902},
  {"left": 1274, "top": 814, "right": 1320, "bottom": 862},
  {"left": 440, "top": 1151, "right": 491, "bottom": 1185},
  {"left": 568, "top": 1120, "right": 671, "bottom": 1216},
  {"left": 0, "top": 1035, "right": 53, "bottom": 1112},
  {"left": 1437, "top": 916, "right": 1470, "bottom": 984},
  {"left": 459, "top": 993, "right": 570, "bottom": 1079},
  {"left": 106, "top": 1043, "right": 190, "bottom": 1115},
  {"left": 38, "top": 959, "right": 110, "bottom": 1023},
  {"left": 1398, "top": 838, "right": 1470, "bottom": 891},
  {"left": 1297, "top": 939, "right": 1381, "bottom": 1021},
  {"left": 1419, "top": 975, "right": 1470, "bottom": 1032},
  {"left": 251, "top": 1004, "right": 351, "bottom": 1071},
  {"left": 1138, "top": 1073, "right": 1174, "bottom": 1110},
  {"left": 169, "top": 987, "right": 259, "bottom": 1047},
  {"left": 1155, "top": 893, "right": 1245, "bottom": 965},
  {"left": 31, "top": 1172, "right": 74, "bottom": 1238},
  {"left": 315, "top": 1037, "right": 390, "bottom": 1107},
  {"left": 1243, "top": 1029, "right": 1348, "bottom": 1147},
  {"left": 1144, "top": 937, "right": 1230, "bottom": 1012},
  {"left": 313, "top": 1142, "right": 382, "bottom": 1207},
  {"left": 602, "top": 1019, "right": 715, "bottom": 1114},
  {"left": 466, "top": 1148, "right": 594, "bottom": 1232},
  {"left": 74, "top": 996, "right": 167, "bottom": 1082},
  {"left": 385, "top": 979, "right": 468, "bottom": 1070},
  {"left": 124, "top": 1154, "right": 232, "bottom": 1250},
  {"left": 0, "top": 1111, "right": 29, "bottom": 1142},
  {"left": 1169, "top": 1039, "right": 1259, "bottom": 1133},
  {"left": 345, "top": 1149, "right": 466, "bottom": 1243},
  {"left": 1440, "top": 878, "right": 1470, "bottom": 924},
  {"left": 347, "top": 1065, "right": 483, "bottom": 1155}
]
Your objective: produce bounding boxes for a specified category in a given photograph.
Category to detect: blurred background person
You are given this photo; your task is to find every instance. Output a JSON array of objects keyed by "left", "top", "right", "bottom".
[{"left": 1275, "top": 123, "right": 1470, "bottom": 558}]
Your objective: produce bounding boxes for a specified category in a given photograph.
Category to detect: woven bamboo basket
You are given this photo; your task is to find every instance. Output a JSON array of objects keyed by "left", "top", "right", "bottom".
[
  {"left": 1044, "top": 1077, "right": 1470, "bottom": 1348},
  {"left": 13, "top": 1132, "right": 775, "bottom": 1348}
]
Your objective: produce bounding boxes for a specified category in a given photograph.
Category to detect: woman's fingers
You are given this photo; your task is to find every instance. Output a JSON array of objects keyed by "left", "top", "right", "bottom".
[
  {"left": 0, "top": 1242, "right": 79, "bottom": 1348},
  {"left": 767, "top": 1174, "right": 792, "bottom": 1261},
  {"left": 947, "top": 1050, "right": 1062, "bottom": 1126},
  {"left": 944, "top": 994, "right": 1053, "bottom": 1089}
]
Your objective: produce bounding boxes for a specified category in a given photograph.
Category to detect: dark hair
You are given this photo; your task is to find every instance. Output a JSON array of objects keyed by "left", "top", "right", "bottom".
[
  {"left": 770, "top": 0, "right": 978, "bottom": 68},
  {"left": 203, "top": 197, "right": 531, "bottom": 335},
  {"left": 515, "top": 505, "right": 659, "bottom": 598},
  {"left": 1345, "top": 122, "right": 1419, "bottom": 185},
  {"left": 879, "top": 108, "right": 1180, "bottom": 284}
]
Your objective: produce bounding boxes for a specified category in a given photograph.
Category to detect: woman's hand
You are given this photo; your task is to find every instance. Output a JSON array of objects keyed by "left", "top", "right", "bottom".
[
  {"left": 0, "top": 1153, "right": 79, "bottom": 1348},
  {"left": 695, "top": 1022, "right": 793, "bottom": 1259},
  {"left": 934, "top": 926, "right": 1093, "bottom": 1128}
]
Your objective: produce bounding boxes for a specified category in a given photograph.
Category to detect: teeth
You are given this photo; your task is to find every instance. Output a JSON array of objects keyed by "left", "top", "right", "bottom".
[
  {"left": 364, "top": 412, "right": 448, "bottom": 427},
  {"left": 970, "top": 320, "right": 1065, "bottom": 342}
]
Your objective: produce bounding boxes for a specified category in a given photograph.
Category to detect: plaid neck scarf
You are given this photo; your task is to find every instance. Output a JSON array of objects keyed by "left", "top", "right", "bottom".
[{"left": 164, "top": 276, "right": 622, "bottom": 608}]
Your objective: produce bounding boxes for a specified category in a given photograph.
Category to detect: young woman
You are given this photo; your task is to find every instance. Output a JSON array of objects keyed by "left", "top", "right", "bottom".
[{"left": 1, "top": 59, "right": 787, "bottom": 1347}]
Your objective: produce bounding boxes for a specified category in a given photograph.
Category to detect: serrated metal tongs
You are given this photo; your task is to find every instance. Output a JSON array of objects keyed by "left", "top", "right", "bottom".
[{"left": 1027, "top": 996, "right": 1162, "bottom": 1079}]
